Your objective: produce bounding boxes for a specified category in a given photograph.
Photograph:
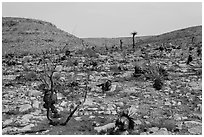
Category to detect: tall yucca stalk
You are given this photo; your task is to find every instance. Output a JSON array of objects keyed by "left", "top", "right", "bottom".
[{"left": 131, "top": 31, "right": 137, "bottom": 50}]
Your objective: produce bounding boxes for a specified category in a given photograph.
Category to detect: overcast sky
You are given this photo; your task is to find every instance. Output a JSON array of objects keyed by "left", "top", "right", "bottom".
[{"left": 2, "top": 2, "right": 202, "bottom": 38}]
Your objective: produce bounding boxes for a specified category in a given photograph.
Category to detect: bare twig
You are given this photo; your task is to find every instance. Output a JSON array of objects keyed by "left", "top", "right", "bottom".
[{"left": 60, "top": 72, "right": 89, "bottom": 126}]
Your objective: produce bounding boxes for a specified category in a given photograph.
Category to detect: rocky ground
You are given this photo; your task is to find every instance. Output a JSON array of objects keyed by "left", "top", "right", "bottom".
[{"left": 2, "top": 44, "right": 202, "bottom": 135}]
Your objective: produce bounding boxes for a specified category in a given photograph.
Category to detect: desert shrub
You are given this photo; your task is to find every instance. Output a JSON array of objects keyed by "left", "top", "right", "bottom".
[
  {"left": 5, "top": 59, "right": 17, "bottom": 66},
  {"left": 4, "top": 53, "right": 15, "bottom": 59},
  {"left": 134, "top": 62, "right": 167, "bottom": 90},
  {"left": 24, "top": 71, "right": 38, "bottom": 81},
  {"left": 153, "top": 76, "right": 163, "bottom": 90},
  {"left": 23, "top": 55, "right": 33, "bottom": 63},
  {"left": 133, "top": 65, "right": 144, "bottom": 77},
  {"left": 65, "top": 50, "right": 71, "bottom": 57}
]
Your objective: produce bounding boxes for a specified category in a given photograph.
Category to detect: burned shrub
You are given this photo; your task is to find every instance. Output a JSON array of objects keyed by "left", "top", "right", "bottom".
[
  {"left": 115, "top": 111, "right": 134, "bottom": 131},
  {"left": 90, "top": 60, "right": 98, "bottom": 67},
  {"left": 107, "top": 110, "right": 135, "bottom": 135},
  {"left": 5, "top": 53, "right": 15, "bottom": 59},
  {"left": 96, "top": 80, "right": 112, "bottom": 94},
  {"left": 65, "top": 50, "right": 71, "bottom": 57},
  {"left": 186, "top": 54, "right": 193, "bottom": 65},
  {"left": 68, "top": 81, "right": 79, "bottom": 88},
  {"left": 60, "top": 55, "right": 67, "bottom": 61},
  {"left": 43, "top": 88, "right": 59, "bottom": 118},
  {"left": 5, "top": 59, "right": 17, "bottom": 66},
  {"left": 133, "top": 65, "right": 144, "bottom": 77},
  {"left": 36, "top": 50, "right": 88, "bottom": 126},
  {"left": 153, "top": 77, "right": 163, "bottom": 90},
  {"left": 73, "top": 59, "right": 78, "bottom": 66},
  {"left": 158, "top": 66, "right": 168, "bottom": 79},
  {"left": 197, "top": 47, "right": 202, "bottom": 56},
  {"left": 133, "top": 62, "right": 166, "bottom": 89}
]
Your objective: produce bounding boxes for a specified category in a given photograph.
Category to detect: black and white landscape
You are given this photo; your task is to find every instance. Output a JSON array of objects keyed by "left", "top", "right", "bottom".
[{"left": 2, "top": 2, "right": 202, "bottom": 135}]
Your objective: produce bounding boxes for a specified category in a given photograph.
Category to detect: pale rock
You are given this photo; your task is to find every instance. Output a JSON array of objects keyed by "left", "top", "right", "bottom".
[
  {"left": 74, "top": 117, "right": 82, "bottom": 121},
  {"left": 109, "top": 84, "right": 117, "bottom": 92},
  {"left": 57, "top": 107, "right": 64, "bottom": 112},
  {"left": 19, "top": 124, "right": 35, "bottom": 132},
  {"left": 58, "top": 93, "right": 65, "bottom": 100},
  {"left": 130, "top": 95, "right": 137, "bottom": 99},
  {"left": 88, "top": 108, "right": 98, "bottom": 111},
  {"left": 98, "top": 111, "right": 105, "bottom": 114},
  {"left": 170, "top": 90, "right": 174, "bottom": 94},
  {"left": 184, "top": 121, "right": 202, "bottom": 127},
  {"left": 122, "top": 71, "right": 132, "bottom": 79},
  {"left": 182, "top": 116, "right": 188, "bottom": 120},
  {"left": 121, "top": 130, "right": 129, "bottom": 135},
  {"left": 60, "top": 101, "right": 68, "bottom": 107},
  {"left": 188, "top": 126, "right": 202, "bottom": 134},
  {"left": 2, "top": 127, "right": 18, "bottom": 134},
  {"left": 149, "top": 127, "right": 159, "bottom": 132},
  {"left": 73, "top": 111, "right": 79, "bottom": 116},
  {"left": 84, "top": 98, "right": 94, "bottom": 106},
  {"left": 19, "top": 104, "right": 32, "bottom": 113},
  {"left": 144, "top": 94, "right": 150, "bottom": 98},
  {"left": 152, "top": 128, "right": 170, "bottom": 135},
  {"left": 134, "top": 120, "right": 142, "bottom": 125},
  {"left": 92, "top": 121, "right": 100, "bottom": 127},
  {"left": 59, "top": 77, "right": 66, "bottom": 81},
  {"left": 171, "top": 100, "right": 177, "bottom": 106},
  {"left": 3, "top": 119, "right": 13, "bottom": 126},
  {"left": 84, "top": 111, "right": 90, "bottom": 115},
  {"left": 100, "top": 106, "right": 105, "bottom": 110},
  {"left": 32, "top": 100, "right": 40, "bottom": 109},
  {"left": 28, "top": 90, "right": 42, "bottom": 97},
  {"left": 115, "top": 102, "right": 124, "bottom": 107},
  {"left": 21, "top": 114, "right": 33, "bottom": 121},
  {"left": 174, "top": 114, "right": 182, "bottom": 121},
  {"left": 55, "top": 65, "right": 63, "bottom": 72},
  {"left": 140, "top": 132, "right": 148, "bottom": 135},
  {"left": 53, "top": 72, "right": 61, "bottom": 80},
  {"left": 112, "top": 110, "right": 117, "bottom": 115},
  {"left": 143, "top": 116, "right": 149, "bottom": 119},
  {"left": 31, "top": 110, "right": 41, "bottom": 115},
  {"left": 94, "top": 123, "right": 115, "bottom": 133},
  {"left": 164, "top": 101, "right": 171, "bottom": 106},
  {"left": 89, "top": 115, "right": 96, "bottom": 119},
  {"left": 177, "top": 102, "right": 182, "bottom": 105},
  {"left": 23, "top": 56, "right": 32, "bottom": 62}
]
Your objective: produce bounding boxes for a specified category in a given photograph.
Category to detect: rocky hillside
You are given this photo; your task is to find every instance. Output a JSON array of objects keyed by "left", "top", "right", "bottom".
[
  {"left": 2, "top": 17, "right": 94, "bottom": 55},
  {"left": 143, "top": 25, "right": 202, "bottom": 45},
  {"left": 83, "top": 25, "right": 202, "bottom": 49}
]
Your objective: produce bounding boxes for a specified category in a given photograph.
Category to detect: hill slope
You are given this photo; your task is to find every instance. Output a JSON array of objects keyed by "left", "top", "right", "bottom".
[
  {"left": 83, "top": 25, "right": 202, "bottom": 48},
  {"left": 143, "top": 25, "right": 202, "bottom": 44},
  {"left": 2, "top": 17, "right": 93, "bottom": 55}
]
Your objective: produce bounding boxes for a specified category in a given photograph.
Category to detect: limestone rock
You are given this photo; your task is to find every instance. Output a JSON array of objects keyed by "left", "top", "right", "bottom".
[{"left": 19, "top": 104, "right": 32, "bottom": 113}]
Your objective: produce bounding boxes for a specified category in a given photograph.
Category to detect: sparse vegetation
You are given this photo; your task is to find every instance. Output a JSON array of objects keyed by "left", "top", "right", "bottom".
[{"left": 2, "top": 17, "right": 202, "bottom": 135}]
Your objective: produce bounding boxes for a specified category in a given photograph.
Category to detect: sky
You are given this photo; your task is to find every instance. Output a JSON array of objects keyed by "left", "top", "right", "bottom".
[{"left": 2, "top": 2, "right": 202, "bottom": 38}]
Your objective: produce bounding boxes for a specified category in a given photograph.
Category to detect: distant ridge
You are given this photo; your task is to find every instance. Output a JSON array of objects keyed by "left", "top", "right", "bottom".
[{"left": 83, "top": 25, "right": 202, "bottom": 48}]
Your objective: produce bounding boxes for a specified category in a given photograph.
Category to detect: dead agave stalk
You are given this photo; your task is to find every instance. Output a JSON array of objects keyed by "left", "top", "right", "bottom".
[{"left": 60, "top": 71, "right": 90, "bottom": 126}]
